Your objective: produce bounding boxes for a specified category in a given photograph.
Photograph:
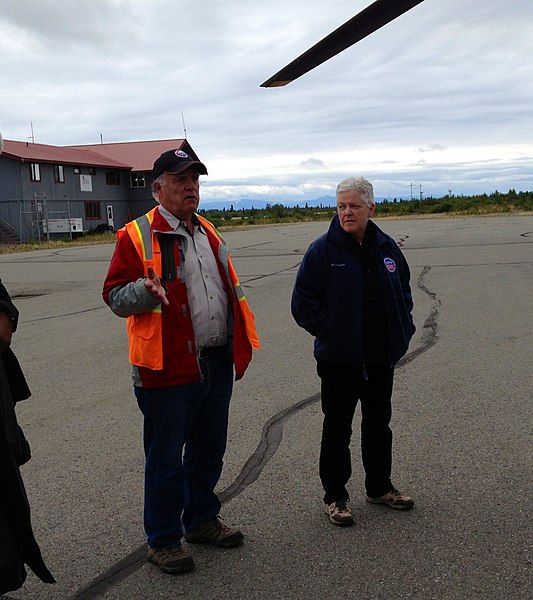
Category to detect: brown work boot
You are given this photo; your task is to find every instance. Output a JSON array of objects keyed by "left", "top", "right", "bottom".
[
  {"left": 185, "top": 516, "right": 244, "bottom": 548},
  {"left": 325, "top": 499, "right": 354, "bottom": 527},
  {"left": 147, "top": 545, "right": 195, "bottom": 574},
  {"left": 366, "top": 488, "right": 414, "bottom": 510}
]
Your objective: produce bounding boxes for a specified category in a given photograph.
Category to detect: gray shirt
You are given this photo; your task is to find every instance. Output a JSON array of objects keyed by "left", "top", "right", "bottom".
[{"left": 157, "top": 206, "right": 229, "bottom": 350}]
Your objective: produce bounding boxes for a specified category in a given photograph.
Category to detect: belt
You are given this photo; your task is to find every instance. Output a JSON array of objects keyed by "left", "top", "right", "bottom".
[{"left": 197, "top": 345, "right": 229, "bottom": 359}]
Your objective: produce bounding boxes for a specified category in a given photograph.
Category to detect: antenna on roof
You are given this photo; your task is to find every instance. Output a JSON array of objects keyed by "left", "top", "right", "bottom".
[
  {"left": 100, "top": 133, "right": 103, "bottom": 144},
  {"left": 28, "top": 121, "right": 35, "bottom": 144},
  {"left": 181, "top": 111, "right": 187, "bottom": 140}
]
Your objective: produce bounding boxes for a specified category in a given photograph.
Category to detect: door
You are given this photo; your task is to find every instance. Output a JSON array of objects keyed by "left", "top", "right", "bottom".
[{"left": 106, "top": 205, "right": 114, "bottom": 229}]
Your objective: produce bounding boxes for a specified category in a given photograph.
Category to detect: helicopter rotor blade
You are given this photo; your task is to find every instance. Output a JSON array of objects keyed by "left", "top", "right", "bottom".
[{"left": 261, "top": 0, "right": 425, "bottom": 87}]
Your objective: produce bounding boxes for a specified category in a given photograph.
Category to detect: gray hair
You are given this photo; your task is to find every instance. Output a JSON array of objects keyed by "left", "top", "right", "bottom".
[
  {"left": 151, "top": 174, "right": 166, "bottom": 202},
  {"left": 336, "top": 177, "right": 374, "bottom": 206}
]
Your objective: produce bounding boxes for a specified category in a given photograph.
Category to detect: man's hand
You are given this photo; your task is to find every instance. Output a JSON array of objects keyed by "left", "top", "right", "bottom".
[
  {"left": 0, "top": 312, "right": 13, "bottom": 354},
  {"left": 144, "top": 266, "right": 169, "bottom": 306}
]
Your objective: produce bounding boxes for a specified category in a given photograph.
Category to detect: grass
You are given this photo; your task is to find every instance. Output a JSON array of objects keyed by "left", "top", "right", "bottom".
[
  {"left": 1, "top": 208, "right": 531, "bottom": 254},
  {"left": 0, "top": 233, "right": 116, "bottom": 254}
]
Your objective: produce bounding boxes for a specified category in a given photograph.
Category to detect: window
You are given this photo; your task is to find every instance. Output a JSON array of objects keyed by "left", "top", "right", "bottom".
[
  {"left": 130, "top": 171, "right": 146, "bottom": 188},
  {"left": 73, "top": 166, "right": 81, "bottom": 174},
  {"left": 80, "top": 174, "right": 92, "bottom": 192},
  {"left": 105, "top": 169, "right": 120, "bottom": 185},
  {"left": 30, "top": 163, "right": 41, "bottom": 181},
  {"left": 53, "top": 164, "right": 65, "bottom": 183},
  {"left": 84, "top": 201, "right": 101, "bottom": 220}
]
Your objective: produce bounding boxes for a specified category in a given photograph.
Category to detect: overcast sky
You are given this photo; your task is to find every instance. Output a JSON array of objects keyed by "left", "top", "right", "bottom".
[{"left": 1, "top": 0, "right": 532, "bottom": 203}]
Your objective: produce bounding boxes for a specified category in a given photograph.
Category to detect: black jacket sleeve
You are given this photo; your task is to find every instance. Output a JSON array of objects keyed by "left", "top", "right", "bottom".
[{"left": 0, "top": 280, "right": 18, "bottom": 332}]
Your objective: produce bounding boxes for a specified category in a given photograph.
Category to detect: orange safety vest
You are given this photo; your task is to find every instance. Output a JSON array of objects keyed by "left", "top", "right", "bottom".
[{"left": 119, "top": 208, "right": 259, "bottom": 375}]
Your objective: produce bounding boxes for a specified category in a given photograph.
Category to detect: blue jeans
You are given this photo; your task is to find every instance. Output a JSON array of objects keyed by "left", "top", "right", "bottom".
[{"left": 135, "top": 351, "right": 233, "bottom": 548}]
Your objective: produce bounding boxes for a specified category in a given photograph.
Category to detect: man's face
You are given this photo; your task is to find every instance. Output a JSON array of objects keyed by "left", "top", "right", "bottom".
[
  {"left": 155, "top": 167, "right": 200, "bottom": 220},
  {"left": 336, "top": 190, "right": 375, "bottom": 242}
]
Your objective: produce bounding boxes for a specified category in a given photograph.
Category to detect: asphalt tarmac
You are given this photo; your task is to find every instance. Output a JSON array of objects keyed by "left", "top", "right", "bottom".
[{"left": 0, "top": 214, "right": 531, "bottom": 600}]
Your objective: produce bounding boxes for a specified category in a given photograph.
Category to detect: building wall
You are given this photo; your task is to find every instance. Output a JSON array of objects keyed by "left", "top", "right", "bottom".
[
  {"left": 120, "top": 173, "right": 156, "bottom": 221},
  {"left": 0, "top": 157, "right": 158, "bottom": 241},
  {"left": 0, "top": 156, "right": 24, "bottom": 240}
]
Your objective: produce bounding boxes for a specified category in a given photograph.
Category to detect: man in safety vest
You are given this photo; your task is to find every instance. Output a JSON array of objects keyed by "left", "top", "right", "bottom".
[{"left": 103, "top": 149, "right": 259, "bottom": 575}]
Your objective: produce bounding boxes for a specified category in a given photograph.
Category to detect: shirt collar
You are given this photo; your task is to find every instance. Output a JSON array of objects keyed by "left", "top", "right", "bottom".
[{"left": 157, "top": 206, "right": 204, "bottom": 235}]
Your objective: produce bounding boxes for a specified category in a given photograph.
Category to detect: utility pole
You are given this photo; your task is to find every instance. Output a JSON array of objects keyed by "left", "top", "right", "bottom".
[{"left": 411, "top": 183, "right": 422, "bottom": 200}]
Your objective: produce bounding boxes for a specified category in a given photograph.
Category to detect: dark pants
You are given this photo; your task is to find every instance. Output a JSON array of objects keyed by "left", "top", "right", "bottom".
[
  {"left": 0, "top": 362, "right": 55, "bottom": 592},
  {"left": 317, "top": 360, "right": 395, "bottom": 503},
  {"left": 135, "top": 350, "right": 233, "bottom": 548}
]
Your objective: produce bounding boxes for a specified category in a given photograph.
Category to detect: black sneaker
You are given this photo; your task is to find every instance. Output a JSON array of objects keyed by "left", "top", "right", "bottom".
[
  {"left": 366, "top": 488, "right": 414, "bottom": 510},
  {"left": 325, "top": 499, "right": 354, "bottom": 527},
  {"left": 147, "top": 545, "right": 195, "bottom": 574},
  {"left": 185, "top": 516, "right": 244, "bottom": 548}
]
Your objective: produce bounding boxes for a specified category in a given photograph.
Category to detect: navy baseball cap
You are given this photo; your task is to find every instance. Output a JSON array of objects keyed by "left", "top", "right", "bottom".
[{"left": 152, "top": 149, "right": 207, "bottom": 180}]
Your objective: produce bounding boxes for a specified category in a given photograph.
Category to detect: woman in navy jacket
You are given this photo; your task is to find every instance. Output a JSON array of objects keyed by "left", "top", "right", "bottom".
[{"left": 291, "top": 176, "right": 416, "bottom": 527}]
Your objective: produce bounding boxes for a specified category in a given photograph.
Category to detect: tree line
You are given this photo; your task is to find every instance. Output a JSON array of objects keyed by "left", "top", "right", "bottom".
[{"left": 199, "top": 189, "right": 533, "bottom": 228}]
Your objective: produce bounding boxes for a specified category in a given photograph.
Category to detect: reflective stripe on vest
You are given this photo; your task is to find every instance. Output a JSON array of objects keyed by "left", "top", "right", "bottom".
[
  {"left": 124, "top": 208, "right": 164, "bottom": 370},
  {"left": 128, "top": 211, "right": 154, "bottom": 266}
]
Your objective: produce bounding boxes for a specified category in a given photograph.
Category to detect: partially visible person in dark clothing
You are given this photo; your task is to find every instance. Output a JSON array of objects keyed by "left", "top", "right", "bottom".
[{"left": 0, "top": 136, "right": 55, "bottom": 593}]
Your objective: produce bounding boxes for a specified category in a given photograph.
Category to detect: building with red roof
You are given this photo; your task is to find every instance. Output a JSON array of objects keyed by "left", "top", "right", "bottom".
[{"left": 0, "top": 138, "right": 202, "bottom": 243}]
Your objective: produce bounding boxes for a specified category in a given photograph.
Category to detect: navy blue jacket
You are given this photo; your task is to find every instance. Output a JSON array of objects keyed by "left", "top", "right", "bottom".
[{"left": 291, "top": 216, "right": 415, "bottom": 367}]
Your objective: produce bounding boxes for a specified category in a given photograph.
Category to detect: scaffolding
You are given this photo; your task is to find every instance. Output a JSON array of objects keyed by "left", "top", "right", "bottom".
[{"left": 21, "top": 193, "right": 82, "bottom": 242}]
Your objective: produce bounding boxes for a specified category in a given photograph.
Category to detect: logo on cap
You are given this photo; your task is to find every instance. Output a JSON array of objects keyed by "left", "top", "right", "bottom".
[
  {"left": 175, "top": 150, "right": 189, "bottom": 158},
  {"left": 384, "top": 257, "right": 396, "bottom": 273}
]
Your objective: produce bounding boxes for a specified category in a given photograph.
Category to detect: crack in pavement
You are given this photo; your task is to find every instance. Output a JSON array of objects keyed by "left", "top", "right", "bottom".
[
  {"left": 397, "top": 266, "right": 441, "bottom": 367},
  {"left": 71, "top": 264, "right": 440, "bottom": 599}
]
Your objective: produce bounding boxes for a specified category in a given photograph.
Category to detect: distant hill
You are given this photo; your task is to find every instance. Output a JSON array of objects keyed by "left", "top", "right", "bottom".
[
  {"left": 199, "top": 195, "right": 406, "bottom": 211},
  {"left": 200, "top": 196, "right": 336, "bottom": 211}
]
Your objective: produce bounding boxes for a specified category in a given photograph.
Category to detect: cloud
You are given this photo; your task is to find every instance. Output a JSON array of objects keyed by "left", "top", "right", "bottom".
[
  {"left": 0, "top": 0, "right": 139, "bottom": 49},
  {"left": 299, "top": 158, "right": 327, "bottom": 170},
  {"left": 416, "top": 144, "right": 447, "bottom": 153},
  {"left": 1, "top": 0, "right": 532, "bottom": 200}
]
